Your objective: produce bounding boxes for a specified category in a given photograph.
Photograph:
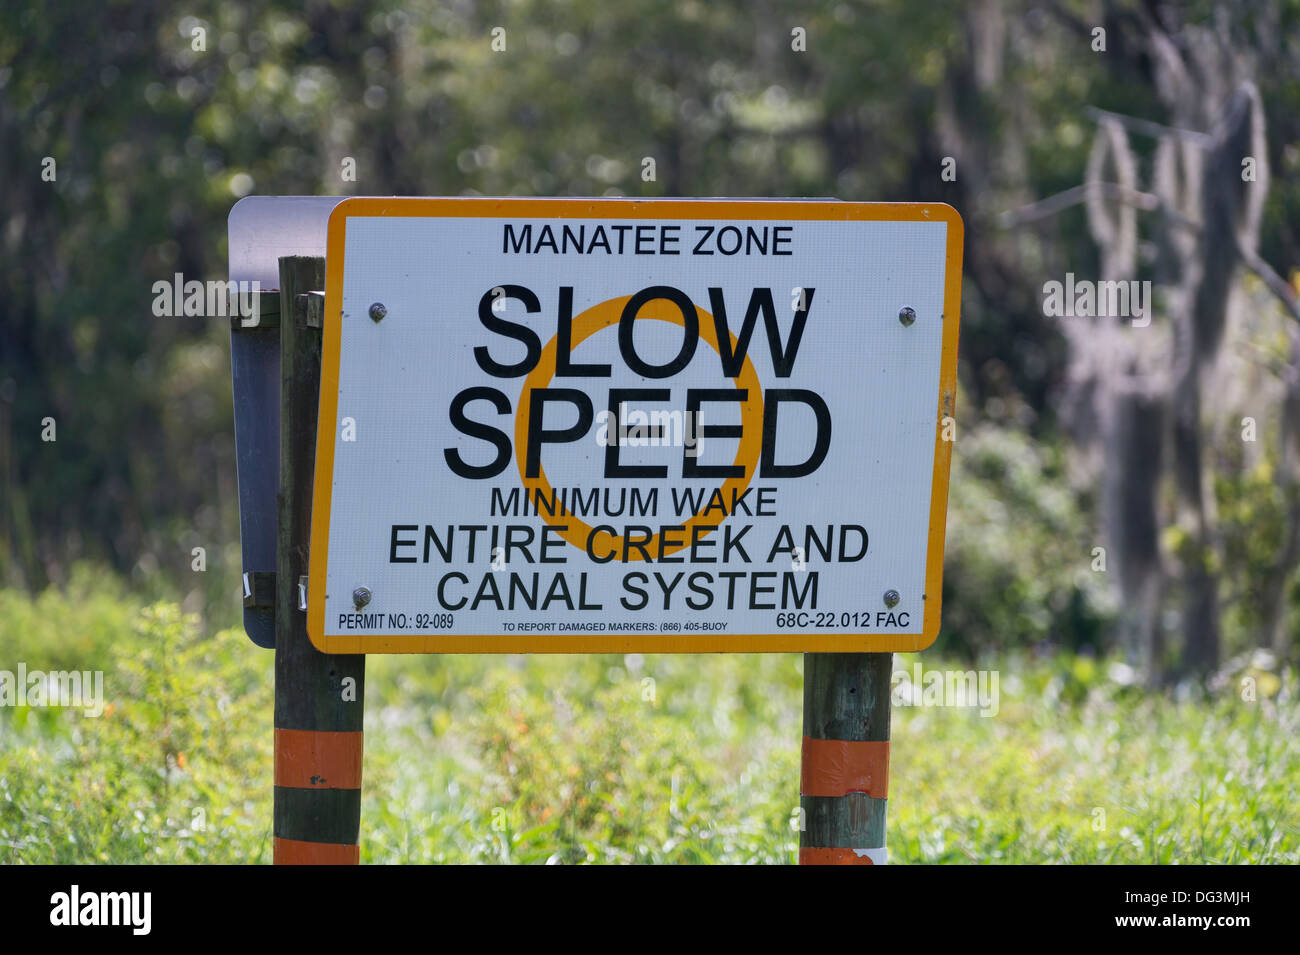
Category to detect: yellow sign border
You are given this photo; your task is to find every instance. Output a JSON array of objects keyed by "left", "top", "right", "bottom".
[{"left": 308, "top": 197, "right": 963, "bottom": 653}]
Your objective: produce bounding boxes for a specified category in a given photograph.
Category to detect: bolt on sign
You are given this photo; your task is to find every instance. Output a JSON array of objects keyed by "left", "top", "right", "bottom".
[{"left": 308, "top": 198, "right": 963, "bottom": 653}]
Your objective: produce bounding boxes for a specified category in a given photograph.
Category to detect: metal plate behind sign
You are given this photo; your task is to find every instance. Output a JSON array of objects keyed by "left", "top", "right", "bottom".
[
  {"left": 308, "top": 197, "right": 962, "bottom": 653},
  {"left": 228, "top": 196, "right": 345, "bottom": 647}
]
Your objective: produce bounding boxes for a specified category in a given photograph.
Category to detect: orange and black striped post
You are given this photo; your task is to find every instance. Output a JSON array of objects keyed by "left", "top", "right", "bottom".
[
  {"left": 273, "top": 255, "right": 366, "bottom": 865},
  {"left": 799, "top": 652, "right": 892, "bottom": 865}
]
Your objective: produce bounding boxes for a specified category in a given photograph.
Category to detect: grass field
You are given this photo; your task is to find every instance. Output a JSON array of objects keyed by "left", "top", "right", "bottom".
[{"left": 1, "top": 572, "right": 1297, "bottom": 864}]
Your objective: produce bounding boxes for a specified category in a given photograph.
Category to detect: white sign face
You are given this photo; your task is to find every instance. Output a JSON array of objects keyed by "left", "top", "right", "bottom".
[{"left": 308, "top": 198, "right": 962, "bottom": 653}]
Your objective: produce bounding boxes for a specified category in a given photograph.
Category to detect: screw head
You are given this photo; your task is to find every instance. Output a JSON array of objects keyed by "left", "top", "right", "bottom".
[
  {"left": 883, "top": 589, "right": 900, "bottom": 609},
  {"left": 352, "top": 586, "right": 372, "bottom": 610},
  {"left": 368, "top": 302, "right": 387, "bottom": 323},
  {"left": 898, "top": 306, "right": 916, "bottom": 327}
]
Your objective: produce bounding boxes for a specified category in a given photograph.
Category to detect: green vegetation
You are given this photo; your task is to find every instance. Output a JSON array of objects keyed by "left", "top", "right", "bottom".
[{"left": 2, "top": 578, "right": 1294, "bottom": 864}]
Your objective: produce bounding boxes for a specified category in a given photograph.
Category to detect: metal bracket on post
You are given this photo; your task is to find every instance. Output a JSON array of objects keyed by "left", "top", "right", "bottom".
[{"left": 242, "top": 572, "right": 276, "bottom": 610}]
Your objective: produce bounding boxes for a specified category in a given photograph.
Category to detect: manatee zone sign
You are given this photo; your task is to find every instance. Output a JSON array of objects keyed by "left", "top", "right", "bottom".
[{"left": 307, "top": 198, "right": 962, "bottom": 653}]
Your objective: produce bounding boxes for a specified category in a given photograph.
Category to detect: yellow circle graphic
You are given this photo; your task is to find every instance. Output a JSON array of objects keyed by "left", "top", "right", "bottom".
[{"left": 514, "top": 293, "right": 764, "bottom": 560}]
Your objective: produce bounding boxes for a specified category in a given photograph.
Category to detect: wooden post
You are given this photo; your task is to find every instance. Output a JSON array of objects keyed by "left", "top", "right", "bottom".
[
  {"left": 273, "top": 254, "right": 366, "bottom": 865},
  {"left": 799, "top": 652, "right": 892, "bottom": 865}
]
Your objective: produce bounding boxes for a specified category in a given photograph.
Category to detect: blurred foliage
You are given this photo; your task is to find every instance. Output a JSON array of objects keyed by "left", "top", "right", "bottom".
[
  {"left": 2, "top": 0, "right": 1300, "bottom": 662},
  {"left": 942, "top": 403, "right": 1113, "bottom": 657},
  {"left": 2, "top": 581, "right": 1296, "bottom": 863}
]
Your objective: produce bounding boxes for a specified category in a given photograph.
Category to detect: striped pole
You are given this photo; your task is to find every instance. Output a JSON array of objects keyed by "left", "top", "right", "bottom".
[
  {"left": 799, "top": 652, "right": 892, "bottom": 865},
  {"left": 273, "top": 255, "right": 366, "bottom": 865}
]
